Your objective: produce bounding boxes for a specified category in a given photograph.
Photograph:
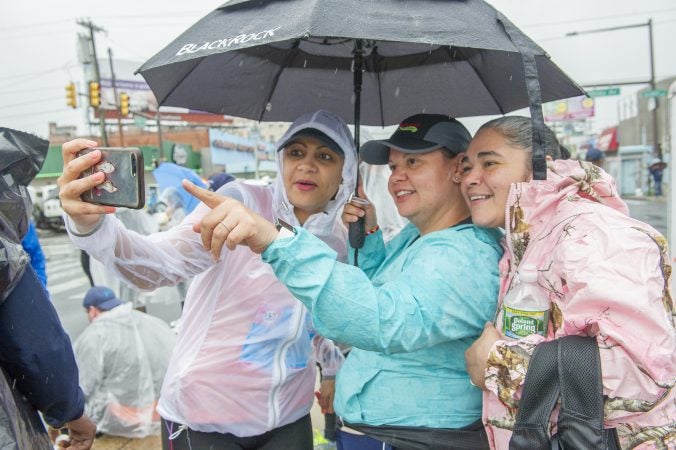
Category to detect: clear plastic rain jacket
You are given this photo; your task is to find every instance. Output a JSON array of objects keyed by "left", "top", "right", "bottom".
[
  {"left": 66, "top": 110, "right": 357, "bottom": 436},
  {"left": 483, "top": 160, "right": 676, "bottom": 450},
  {"left": 263, "top": 221, "right": 503, "bottom": 428},
  {"left": 73, "top": 303, "right": 176, "bottom": 438}
]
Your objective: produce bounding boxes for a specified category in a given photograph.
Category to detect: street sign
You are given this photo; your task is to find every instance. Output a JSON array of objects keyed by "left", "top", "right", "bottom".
[
  {"left": 641, "top": 89, "right": 668, "bottom": 98},
  {"left": 587, "top": 88, "right": 620, "bottom": 97},
  {"left": 134, "top": 115, "right": 147, "bottom": 128}
]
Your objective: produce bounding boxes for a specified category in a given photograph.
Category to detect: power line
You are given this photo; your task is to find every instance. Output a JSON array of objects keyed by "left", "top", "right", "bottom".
[
  {"left": 0, "top": 63, "right": 79, "bottom": 82},
  {"left": 92, "top": 11, "right": 212, "bottom": 20},
  {"left": 0, "top": 108, "right": 69, "bottom": 120},
  {"left": 0, "top": 85, "right": 64, "bottom": 95},
  {"left": 536, "top": 16, "right": 676, "bottom": 43},
  {"left": 2, "top": 96, "right": 65, "bottom": 109},
  {"left": 0, "top": 28, "right": 74, "bottom": 41},
  {"left": 0, "top": 18, "right": 72, "bottom": 32},
  {"left": 520, "top": 6, "right": 676, "bottom": 28}
]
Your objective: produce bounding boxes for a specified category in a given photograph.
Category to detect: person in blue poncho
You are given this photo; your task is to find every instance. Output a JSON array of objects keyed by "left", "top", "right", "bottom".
[{"left": 184, "top": 114, "right": 503, "bottom": 450}]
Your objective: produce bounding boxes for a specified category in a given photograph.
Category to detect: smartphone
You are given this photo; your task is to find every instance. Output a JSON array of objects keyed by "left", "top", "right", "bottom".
[{"left": 77, "top": 147, "right": 145, "bottom": 209}]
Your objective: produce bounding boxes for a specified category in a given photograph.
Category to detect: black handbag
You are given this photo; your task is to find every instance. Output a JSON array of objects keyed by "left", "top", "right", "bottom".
[{"left": 509, "top": 335, "right": 621, "bottom": 450}]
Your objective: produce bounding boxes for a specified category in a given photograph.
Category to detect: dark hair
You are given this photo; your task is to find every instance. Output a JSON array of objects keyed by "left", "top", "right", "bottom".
[
  {"left": 559, "top": 145, "right": 571, "bottom": 160},
  {"left": 477, "top": 116, "right": 562, "bottom": 169},
  {"left": 440, "top": 147, "right": 460, "bottom": 160}
]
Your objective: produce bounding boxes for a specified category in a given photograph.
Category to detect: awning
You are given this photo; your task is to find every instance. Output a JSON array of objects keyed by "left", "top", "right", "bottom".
[{"left": 596, "top": 127, "right": 618, "bottom": 152}]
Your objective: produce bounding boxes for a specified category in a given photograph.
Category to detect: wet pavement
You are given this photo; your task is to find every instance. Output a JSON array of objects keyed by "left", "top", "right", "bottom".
[{"left": 91, "top": 435, "right": 160, "bottom": 450}]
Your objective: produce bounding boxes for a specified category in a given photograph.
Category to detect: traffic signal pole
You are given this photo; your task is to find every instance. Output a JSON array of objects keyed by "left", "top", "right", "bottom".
[
  {"left": 77, "top": 19, "right": 108, "bottom": 145},
  {"left": 567, "top": 20, "right": 660, "bottom": 159}
]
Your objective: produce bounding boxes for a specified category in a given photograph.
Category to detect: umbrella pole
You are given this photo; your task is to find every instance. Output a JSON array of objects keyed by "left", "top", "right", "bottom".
[
  {"left": 498, "top": 14, "right": 549, "bottom": 180},
  {"left": 349, "top": 41, "right": 366, "bottom": 264}
]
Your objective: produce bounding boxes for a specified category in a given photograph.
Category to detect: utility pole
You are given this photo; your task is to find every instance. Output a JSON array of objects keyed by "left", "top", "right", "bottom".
[
  {"left": 647, "top": 19, "right": 660, "bottom": 160},
  {"left": 567, "top": 20, "right": 660, "bottom": 159},
  {"left": 77, "top": 18, "right": 108, "bottom": 145},
  {"left": 108, "top": 48, "right": 124, "bottom": 146}
]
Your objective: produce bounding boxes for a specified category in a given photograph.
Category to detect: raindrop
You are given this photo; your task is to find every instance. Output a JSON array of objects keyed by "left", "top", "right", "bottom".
[
  {"left": 394, "top": 87, "right": 400, "bottom": 97},
  {"left": 334, "top": 68, "right": 338, "bottom": 75},
  {"left": 303, "top": 60, "right": 308, "bottom": 68},
  {"left": 265, "top": 102, "right": 272, "bottom": 112},
  {"left": 509, "top": 75, "right": 513, "bottom": 81},
  {"left": 422, "top": 108, "right": 426, "bottom": 113},
  {"left": 238, "top": 60, "right": 244, "bottom": 67}
]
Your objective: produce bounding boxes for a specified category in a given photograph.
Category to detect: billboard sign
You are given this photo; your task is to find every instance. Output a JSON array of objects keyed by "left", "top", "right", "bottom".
[
  {"left": 208, "top": 129, "right": 276, "bottom": 173},
  {"left": 544, "top": 95, "right": 595, "bottom": 122}
]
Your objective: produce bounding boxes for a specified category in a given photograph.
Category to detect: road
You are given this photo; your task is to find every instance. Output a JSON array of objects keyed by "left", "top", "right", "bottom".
[{"left": 42, "top": 227, "right": 92, "bottom": 340}]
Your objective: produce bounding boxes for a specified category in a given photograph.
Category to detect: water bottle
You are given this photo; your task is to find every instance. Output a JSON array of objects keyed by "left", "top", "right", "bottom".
[{"left": 502, "top": 263, "right": 550, "bottom": 339}]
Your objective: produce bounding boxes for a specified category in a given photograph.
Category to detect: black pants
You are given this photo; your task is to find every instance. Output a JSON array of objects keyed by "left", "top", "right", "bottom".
[
  {"left": 161, "top": 414, "right": 313, "bottom": 450},
  {"left": 80, "top": 250, "right": 94, "bottom": 287}
]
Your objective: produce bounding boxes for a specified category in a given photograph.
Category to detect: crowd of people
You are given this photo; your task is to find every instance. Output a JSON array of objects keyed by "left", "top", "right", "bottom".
[{"left": 1, "top": 108, "right": 673, "bottom": 450}]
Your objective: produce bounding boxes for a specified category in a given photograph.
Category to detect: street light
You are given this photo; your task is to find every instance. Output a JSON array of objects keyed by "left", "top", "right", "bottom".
[{"left": 566, "top": 20, "right": 660, "bottom": 158}]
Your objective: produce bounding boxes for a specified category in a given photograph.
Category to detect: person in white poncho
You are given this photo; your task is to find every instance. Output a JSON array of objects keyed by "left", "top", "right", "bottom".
[
  {"left": 57, "top": 110, "right": 356, "bottom": 450},
  {"left": 74, "top": 286, "right": 176, "bottom": 438}
]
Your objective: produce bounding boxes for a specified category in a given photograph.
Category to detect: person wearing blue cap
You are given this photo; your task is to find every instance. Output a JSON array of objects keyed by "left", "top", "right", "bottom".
[
  {"left": 58, "top": 110, "right": 357, "bottom": 450},
  {"left": 207, "top": 172, "right": 236, "bottom": 192},
  {"left": 74, "top": 286, "right": 176, "bottom": 438}
]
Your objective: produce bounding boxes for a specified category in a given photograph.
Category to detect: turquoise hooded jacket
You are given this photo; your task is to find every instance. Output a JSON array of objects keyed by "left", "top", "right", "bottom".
[{"left": 263, "top": 222, "right": 502, "bottom": 428}]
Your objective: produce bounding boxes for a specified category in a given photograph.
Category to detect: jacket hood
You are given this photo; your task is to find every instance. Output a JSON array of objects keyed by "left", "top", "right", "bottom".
[
  {"left": 271, "top": 110, "right": 357, "bottom": 247},
  {"left": 506, "top": 160, "right": 629, "bottom": 262}
]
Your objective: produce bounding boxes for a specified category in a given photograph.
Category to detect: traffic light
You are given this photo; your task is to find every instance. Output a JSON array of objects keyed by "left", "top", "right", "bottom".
[
  {"left": 119, "top": 92, "right": 130, "bottom": 116},
  {"left": 88, "top": 81, "right": 100, "bottom": 108},
  {"left": 65, "top": 82, "right": 77, "bottom": 108}
]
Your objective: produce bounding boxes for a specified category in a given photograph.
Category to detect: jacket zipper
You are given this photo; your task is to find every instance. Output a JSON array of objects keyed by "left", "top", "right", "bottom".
[{"left": 269, "top": 303, "right": 305, "bottom": 428}]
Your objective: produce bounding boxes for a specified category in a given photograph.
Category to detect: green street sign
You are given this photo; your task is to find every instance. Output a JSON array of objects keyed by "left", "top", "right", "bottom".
[
  {"left": 641, "top": 89, "right": 668, "bottom": 98},
  {"left": 134, "top": 115, "right": 147, "bottom": 127},
  {"left": 588, "top": 88, "right": 620, "bottom": 97}
]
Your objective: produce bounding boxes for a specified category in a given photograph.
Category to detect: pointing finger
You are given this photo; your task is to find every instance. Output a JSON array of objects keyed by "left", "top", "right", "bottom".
[{"left": 182, "top": 179, "right": 226, "bottom": 209}]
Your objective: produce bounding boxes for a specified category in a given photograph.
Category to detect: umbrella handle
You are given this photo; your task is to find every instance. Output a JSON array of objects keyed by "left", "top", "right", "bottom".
[{"left": 349, "top": 218, "right": 365, "bottom": 250}]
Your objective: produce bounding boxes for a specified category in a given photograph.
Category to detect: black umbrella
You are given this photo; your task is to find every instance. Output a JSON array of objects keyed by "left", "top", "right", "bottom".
[{"left": 137, "top": 0, "right": 583, "bottom": 246}]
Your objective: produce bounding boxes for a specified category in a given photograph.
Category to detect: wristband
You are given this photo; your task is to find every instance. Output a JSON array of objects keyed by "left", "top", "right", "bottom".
[{"left": 365, "top": 225, "right": 379, "bottom": 235}]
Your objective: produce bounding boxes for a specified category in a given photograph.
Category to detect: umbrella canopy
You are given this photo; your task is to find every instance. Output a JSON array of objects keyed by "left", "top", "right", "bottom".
[
  {"left": 138, "top": 0, "right": 584, "bottom": 249},
  {"left": 152, "top": 162, "right": 207, "bottom": 214},
  {"left": 137, "top": 0, "right": 583, "bottom": 127}
]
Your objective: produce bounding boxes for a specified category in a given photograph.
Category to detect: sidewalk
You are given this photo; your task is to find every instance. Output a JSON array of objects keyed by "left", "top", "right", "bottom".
[
  {"left": 620, "top": 194, "right": 668, "bottom": 202},
  {"left": 91, "top": 435, "right": 160, "bottom": 450}
]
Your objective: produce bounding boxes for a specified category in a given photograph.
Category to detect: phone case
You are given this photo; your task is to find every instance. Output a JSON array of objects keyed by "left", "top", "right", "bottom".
[{"left": 78, "top": 147, "right": 145, "bottom": 209}]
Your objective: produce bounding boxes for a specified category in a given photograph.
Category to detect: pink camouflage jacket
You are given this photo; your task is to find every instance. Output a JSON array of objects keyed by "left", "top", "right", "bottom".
[{"left": 483, "top": 160, "right": 675, "bottom": 450}]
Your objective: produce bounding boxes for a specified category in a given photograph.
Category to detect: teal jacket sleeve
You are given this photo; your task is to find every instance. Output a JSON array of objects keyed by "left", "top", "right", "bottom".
[
  {"left": 263, "top": 227, "right": 500, "bottom": 354},
  {"left": 347, "top": 228, "right": 386, "bottom": 278}
]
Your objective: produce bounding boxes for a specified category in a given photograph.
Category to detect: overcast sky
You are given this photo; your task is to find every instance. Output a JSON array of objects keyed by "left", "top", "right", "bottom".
[{"left": 1, "top": 0, "right": 675, "bottom": 138}]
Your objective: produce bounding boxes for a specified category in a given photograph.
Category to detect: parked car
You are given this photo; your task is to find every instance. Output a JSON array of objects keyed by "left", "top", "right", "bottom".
[{"left": 28, "top": 184, "right": 64, "bottom": 230}]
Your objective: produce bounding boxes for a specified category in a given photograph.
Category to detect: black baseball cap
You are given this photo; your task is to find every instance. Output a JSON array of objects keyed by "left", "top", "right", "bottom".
[{"left": 360, "top": 114, "right": 471, "bottom": 165}]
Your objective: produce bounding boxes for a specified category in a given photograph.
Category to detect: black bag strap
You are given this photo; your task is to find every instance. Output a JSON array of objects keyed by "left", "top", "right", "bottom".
[
  {"left": 509, "top": 339, "right": 560, "bottom": 450},
  {"left": 510, "top": 336, "right": 615, "bottom": 450},
  {"left": 556, "top": 336, "right": 606, "bottom": 449}
]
